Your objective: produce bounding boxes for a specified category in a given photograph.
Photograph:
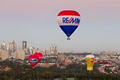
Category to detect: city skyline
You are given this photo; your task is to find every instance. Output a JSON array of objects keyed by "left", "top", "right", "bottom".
[
  {"left": 0, "top": 40, "right": 58, "bottom": 60},
  {"left": 0, "top": 40, "right": 119, "bottom": 53},
  {"left": 0, "top": 0, "right": 120, "bottom": 52}
]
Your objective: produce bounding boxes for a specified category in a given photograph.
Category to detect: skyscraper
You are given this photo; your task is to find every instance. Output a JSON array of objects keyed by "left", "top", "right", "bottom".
[
  {"left": 54, "top": 46, "right": 57, "bottom": 54},
  {"left": 9, "top": 40, "right": 17, "bottom": 53},
  {"left": 1, "top": 41, "right": 7, "bottom": 50},
  {"left": 22, "top": 41, "right": 27, "bottom": 49},
  {"left": 0, "top": 50, "right": 9, "bottom": 60},
  {"left": 50, "top": 45, "right": 57, "bottom": 55}
]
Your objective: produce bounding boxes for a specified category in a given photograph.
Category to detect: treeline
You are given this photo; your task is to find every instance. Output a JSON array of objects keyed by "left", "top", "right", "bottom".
[{"left": 0, "top": 60, "right": 120, "bottom": 80}]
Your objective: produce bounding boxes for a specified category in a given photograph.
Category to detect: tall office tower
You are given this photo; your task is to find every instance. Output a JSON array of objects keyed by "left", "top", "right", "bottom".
[
  {"left": 50, "top": 45, "right": 57, "bottom": 55},
  {"left": 9, "top": 40, "right": 17, "bottom": 53},
  {"left": 50, "top": 46, "right": 54, "bottom": 54},
  {"left": 1, "top": 41, "right": 7, "bottom": 50},
  {"left": 44, "top": 50, "right": 47, "bottom": 55},
  {"left": 54, "top": 46, "right": 57, "bottom": 54},
  {"left": 22, "top": 41, "right": 27, "bottom": 49}
]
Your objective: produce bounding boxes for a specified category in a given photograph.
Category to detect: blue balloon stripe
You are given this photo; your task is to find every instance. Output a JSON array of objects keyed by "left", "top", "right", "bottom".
[{"left": 60, "top": 25, "right": 78, "bottom": 37}]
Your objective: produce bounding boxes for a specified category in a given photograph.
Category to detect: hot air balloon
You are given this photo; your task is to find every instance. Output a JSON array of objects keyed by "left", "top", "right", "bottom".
[
  {"left": 86, "top": 55, "right": 95, "bottom": 70},
  {"left": 28, "top": 55, "right": 40, "bottom": 67},
  {"left": 57, "top": 10, "right": 81, "bottom": 40},
  {"left": 28, "top": 52, "right": 43, "bottom": 68}
]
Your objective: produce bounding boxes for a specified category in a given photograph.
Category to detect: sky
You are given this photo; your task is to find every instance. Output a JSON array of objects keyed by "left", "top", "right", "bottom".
[{"left": 0, "top": 0, "right": 120, "bottom": 53}]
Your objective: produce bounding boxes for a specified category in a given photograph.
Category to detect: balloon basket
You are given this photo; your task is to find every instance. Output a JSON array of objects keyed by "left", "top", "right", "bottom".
[{"left": 67, "top": 38, "right": 70, "bottom": 40}]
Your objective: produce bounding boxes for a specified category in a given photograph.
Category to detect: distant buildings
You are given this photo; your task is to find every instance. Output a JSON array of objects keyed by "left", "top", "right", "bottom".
[
  {"left": 22, "top": 41, "right": 28, "bottom": 56},
  {"left": 50, "top": 45, "right": 57, "bottom": 54},
  {"left": 0, "top": 40, "right": 25, "bottom": 60},
  {"left": 1, "top": 41, "right": 7, "bottom": 51},
  {"left": 0, "top": 40, "right": 60, "bottom": 61},
  {"left": 9, "top": 40, "right": 17, "bottom": 53},
  {"left": 1, "top": 40, "right": 120, "bottom": 71},
  {"left": 13, "top": 49, "right": 25, "bottom": 60},
  {"left": 0, "top": 50, "right": 9, "bottom": 60},
  {"left": 28, "top": 47, "right": 38, "bottom": 55},
  {"left": 22, "top": 41, "right": 27, "bottom": 49},
  {"left": 44, "top": 45, "right": 57, "bottom": 55},
  {"left": 58, "top": 54, "right": 66, "bottom": 61}
]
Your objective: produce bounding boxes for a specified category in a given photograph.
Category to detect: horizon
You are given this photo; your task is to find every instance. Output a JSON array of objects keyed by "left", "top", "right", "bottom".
[{"left": 0, "top": 40, "right": 120, "bottom": 53}]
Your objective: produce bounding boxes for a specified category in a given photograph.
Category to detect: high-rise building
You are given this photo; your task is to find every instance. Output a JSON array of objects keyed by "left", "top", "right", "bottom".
[
  {"left": 44, "top": 49, "right": 51, "bottom": 55},
  {"left": 13, "top": 49, "right": 25, "bottom": 60},
  {"left": 1, "top": 41, "right": 7, "bottom": 50},
  {"left": 54, "top": 46, "right": 57, "bottom": 54},
  {"left": 28, "top": 47, "right": 37, "bottom": 55},
  {"left": 0, "top": 50, "right": 9, "bottom": 60},
  {"left": 22, "top": 41, "right": 27, "bottom": 49},
  {"left": 9, "top": 40, "right": 17, "bottom": 53},
  {"left": 50, "top": 45, "right": 57, "bottom": 55},
  {"left": 44, "top": 50, "right": 47, "bottom": 55}
]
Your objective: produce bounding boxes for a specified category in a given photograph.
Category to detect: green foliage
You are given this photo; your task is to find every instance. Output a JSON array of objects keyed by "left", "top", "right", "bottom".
[{"left": 0, "top": 60, "right": 120, "bottom": 80}]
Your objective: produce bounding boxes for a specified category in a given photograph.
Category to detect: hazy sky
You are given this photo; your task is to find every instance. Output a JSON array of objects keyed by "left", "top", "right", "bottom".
[{"left": 0, "top": 0, "right": 120, "bottom": 52}]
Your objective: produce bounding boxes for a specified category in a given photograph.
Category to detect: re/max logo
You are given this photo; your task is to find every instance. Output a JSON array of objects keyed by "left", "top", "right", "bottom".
[
  {"left": 30, "top": 59, "right": 38, "bottom": 63},
  {"left": 62, "top": 17, "right": 80, "bottom": 24}
]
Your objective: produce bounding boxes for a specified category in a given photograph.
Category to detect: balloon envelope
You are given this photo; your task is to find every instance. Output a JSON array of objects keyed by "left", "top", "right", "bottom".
[
  {"left": 28, "top": 55, "right": 40, "bottom": 67},
  {"left": 86, "top": 55, "right": 95, "bottom": 70},
  {"left": 28, "top": 52, "right": 43, "bottom": 67},
  {"left": 57, "top": 10, "right": 81, "bottom": 39},
  {"left": 34, "top": 52, "right": 43, "bottom": 60}
]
